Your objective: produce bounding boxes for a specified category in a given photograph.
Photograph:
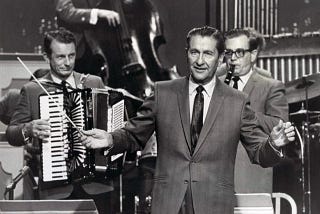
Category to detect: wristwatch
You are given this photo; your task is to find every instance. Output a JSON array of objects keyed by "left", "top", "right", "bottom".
[
  {"left": 21, "top": 124, "right": 30, "bottom": 143},
  {"left": 103, "top": 144, "right": 114, "bottom": 156}
]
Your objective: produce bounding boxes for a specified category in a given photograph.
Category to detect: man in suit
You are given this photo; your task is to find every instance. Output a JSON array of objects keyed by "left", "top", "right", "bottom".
[
  {"left": 0, "top": 69, "right": 50, "bottom": 125},
  {"left": 221, "top": 28, "right": 288, "bottom": 193},
  {"left": 0, "top": 89, "right": 21, "bottom": 125},
  {"left": 54, "top": 0, "right": 120, "bottom": 82},
  {"left": 80, "top": 26, "right": 295, "bottom": 214},
  {"left": 6, "top": 28, "right": 112, "bottom": 212},
  {"left": 216, "top": 28, "right": 271, "bottom": 79}
]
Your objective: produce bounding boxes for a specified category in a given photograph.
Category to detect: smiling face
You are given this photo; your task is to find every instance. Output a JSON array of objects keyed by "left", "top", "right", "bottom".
[
  {"left": 187, "top": 35, "right": 222, "bottom": 84},
  {"left": 47, "top": 39, "right": 76, "bottom": 80}
]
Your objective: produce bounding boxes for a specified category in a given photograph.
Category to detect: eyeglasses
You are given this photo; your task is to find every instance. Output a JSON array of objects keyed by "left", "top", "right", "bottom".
[{"left": 224, "top": 48, "right": 251, "bottom": 58}]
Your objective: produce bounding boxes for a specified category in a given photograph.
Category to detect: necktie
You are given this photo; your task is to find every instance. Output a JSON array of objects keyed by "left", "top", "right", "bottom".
[
  {"left": 232, "top": 76, "right": 240, "bottom": 89},
  {"left": 61, "top": 80, "right": 73, "bottom": 111},
  {"left": 61, "top": 80, "right": 69, "bottom": 94},
  {"left": 190, "top": 85, "right": 204, "bottom": 154}
]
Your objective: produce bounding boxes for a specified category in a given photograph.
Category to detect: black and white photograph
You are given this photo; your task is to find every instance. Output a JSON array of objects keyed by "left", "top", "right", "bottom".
[{"left": 0, "top": 0, "right": 319, "bottom": 213}]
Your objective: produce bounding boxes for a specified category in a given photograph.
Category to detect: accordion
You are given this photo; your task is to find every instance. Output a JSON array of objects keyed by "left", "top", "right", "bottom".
[{"left": 39, "top": 88, "right": 125, "bottom": 188}]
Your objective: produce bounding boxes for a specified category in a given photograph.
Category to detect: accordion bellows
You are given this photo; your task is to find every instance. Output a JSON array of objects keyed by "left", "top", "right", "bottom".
[{"left": 39, "top": 88, "right": 124, "bottom": 189}]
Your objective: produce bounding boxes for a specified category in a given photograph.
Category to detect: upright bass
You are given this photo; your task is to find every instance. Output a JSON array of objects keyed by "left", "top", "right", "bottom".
[{"left": 83, "top": 0, "right": 178, "bottom": 99}]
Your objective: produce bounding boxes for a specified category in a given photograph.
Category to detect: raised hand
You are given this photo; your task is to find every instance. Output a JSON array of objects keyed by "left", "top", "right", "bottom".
[
  {"left": 98, "top": 9, "right": 120, "bottom": 26},
  {"left": 270, "top": 120, "right": 295, "bottom": 148},
  {"left": 24, "top": 119, "right": 51, "bottom": 140}
]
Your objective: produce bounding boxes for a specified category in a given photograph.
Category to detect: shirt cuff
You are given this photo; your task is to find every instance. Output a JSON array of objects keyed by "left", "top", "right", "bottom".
[
  {"left": 103, "top": 134, "right": 114, "bottom": 156},
  {"left": 90, "top": 9, "right": 99, "bottom": 25},
  {"left": 268, "top": 137, "right": 284, "bottom": 158},
  {"left": 103, "top": 144, "right": 114, "bottom": 156}
]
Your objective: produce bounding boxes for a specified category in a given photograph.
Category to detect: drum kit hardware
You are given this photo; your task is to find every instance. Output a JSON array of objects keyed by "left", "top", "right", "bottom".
[
  {"left": 285, "top": 73, "right": 320, "bottom": 214},
  {"left": 290, "top": 109, "right": 320, "bottom": 116},
  {"left": 309, "top": 123, "right": 320, "bottom": 129},
  {"left": 285, "top": 73, "right": 320, "bottom": 104}
]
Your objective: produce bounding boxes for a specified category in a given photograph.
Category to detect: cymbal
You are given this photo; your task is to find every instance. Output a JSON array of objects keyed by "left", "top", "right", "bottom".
[
  {"left": 310, "top": 123, "right": 320, "bottom": 129},
  {"left": 285, "top": 73, "right": 320, "bottom": 103},
  {"left": 289, "top": 109, "right": 320, "bottom": 116}
]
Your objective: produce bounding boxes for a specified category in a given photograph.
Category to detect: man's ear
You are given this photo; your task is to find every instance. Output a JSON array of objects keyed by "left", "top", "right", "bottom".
[
  {"left": 186, "top": 48, "right": 190, "bottom": 64},
  {"left": 250, "top": 49, "right": 258, "bottom": 63}
]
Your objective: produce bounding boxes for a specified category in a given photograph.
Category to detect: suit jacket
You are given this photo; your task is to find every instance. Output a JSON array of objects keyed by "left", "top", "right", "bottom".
[
  {"left": 242, "top": 70, "right": 288, "bottom": 132},
  {"left": 6, "top": 71, "right": 105, "bottom": 199},
  {"left": 0, "top": 89, "right": 21, "bottom": 125},
  {"left": 220, "top": 69, "right": 288, "bottom": 193},
  {"left": 110, "top": 76, "right": 282, "bottom": 214},
  {"left": 54, "top": 0, "right": 103, "bottom": 57}
]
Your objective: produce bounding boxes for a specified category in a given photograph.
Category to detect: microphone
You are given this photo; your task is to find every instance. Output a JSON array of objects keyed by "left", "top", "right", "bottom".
[
  {"left": 4, "top": 166, "right": 30, "bottom": 200},
  {"left": 12, "top": 166, "right": 30, "bottom": 184}
]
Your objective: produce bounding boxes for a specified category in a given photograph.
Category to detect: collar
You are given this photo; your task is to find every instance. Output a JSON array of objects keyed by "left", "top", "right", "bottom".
[
  {"left": 236, "top": 68, "right": 253, "bottom": 86},
  {"left": 51, "top": 72, "right": 76, "bottom": 88},
  {"left": 188, "top": 75, "right": 216, "bottom": 97}
]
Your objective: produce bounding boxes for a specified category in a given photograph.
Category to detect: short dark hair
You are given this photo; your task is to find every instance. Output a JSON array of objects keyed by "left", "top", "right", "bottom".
[
  {"left": 186, "top": 26, "right": 225, "bottom": 54},
  {"left": 224, "top": 28, "right": 265, "bottom": 54},
  {"left": 43, "top": 27, "right": 76, "bottom": 57}
]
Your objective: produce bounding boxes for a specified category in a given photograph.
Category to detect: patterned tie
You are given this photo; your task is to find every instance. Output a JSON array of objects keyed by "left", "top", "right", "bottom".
[
  {"left": 190, "top": 85, "right": 204, "bottom": 154},
  {"left": 232, "top": 76, "right": 240, "bottom": 89}
]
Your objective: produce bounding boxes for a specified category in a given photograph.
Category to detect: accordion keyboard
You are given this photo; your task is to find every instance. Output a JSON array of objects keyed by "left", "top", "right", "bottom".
[
  {"left": 40, "top": 94, "right": 68, "bottom": 181},
  {"left": 38, "top": 88, "right": 125, "bottom": 186}
]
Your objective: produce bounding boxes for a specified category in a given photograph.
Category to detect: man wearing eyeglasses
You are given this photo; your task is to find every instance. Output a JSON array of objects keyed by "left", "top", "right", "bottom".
[{"left": 221, "top": 28, "right": 288, "bottom": 194}]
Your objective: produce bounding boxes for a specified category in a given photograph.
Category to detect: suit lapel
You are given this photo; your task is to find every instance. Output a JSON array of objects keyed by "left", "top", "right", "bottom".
[
  {"left": 73, "top": 72, "right": 90, "bottom": 89},
  {"left": 243, "top": 70, "right": 258, "bottom": 96},
  {"left": 176, "top": 77, "right": 192, "bottom": 153},
  {"left": 73, "top": 72, "right": 81, "bottom": 88},
  {"left": 219, "top": 71, "right": 256, "bottom": 94},
  {"left": 193, "top": 78, "right": 225, "bottom": 155}
]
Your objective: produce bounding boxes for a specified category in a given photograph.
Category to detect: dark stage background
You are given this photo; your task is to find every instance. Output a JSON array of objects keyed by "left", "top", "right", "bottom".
[{"left": 1, "top": 0, "right": 320, "bottom": 76}]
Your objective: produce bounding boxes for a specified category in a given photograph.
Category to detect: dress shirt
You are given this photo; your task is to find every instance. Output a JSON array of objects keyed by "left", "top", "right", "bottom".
[
  {"left": 231, "top": 68, "right": 253, "bottom": 91},
  {"left": 189, "top": 76, "right": 216, "bottom": 123},
  {"left": 51, "top": 72, "right": 76, "bottom": 89},
  {"left": 90, "top": 9, "right": 99, "bottom": 25}
]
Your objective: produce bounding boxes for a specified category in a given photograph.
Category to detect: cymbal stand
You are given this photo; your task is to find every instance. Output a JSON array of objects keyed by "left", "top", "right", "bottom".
[{"left": 301, "top": 77, "right": 312, "bottom": 214}]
